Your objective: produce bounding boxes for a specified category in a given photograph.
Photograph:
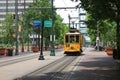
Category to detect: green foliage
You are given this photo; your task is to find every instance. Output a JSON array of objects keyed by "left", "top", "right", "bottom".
[
  {"left": 24, "top": 0, "right": 69, "bottom": 45},
  {"left": 0, "top": 44, "right": 4, "bottom": 48},
  {"left": 80, "top": 0, "right": 118, "bottom": 21},
  {"left": 80, "top": 0, "right": 120, "bottom": 49},
  {"left": 2, "top": 13, "right": 15, "bottom": 45},
  {"left": 6, "top": 44, "right": 12, "bottom": 48},
  {"left": 86, "top": 13, "right": 116, "bottom": 46},
  {"left": 54, "top": 14, "right": 69, "bottom": 44}
]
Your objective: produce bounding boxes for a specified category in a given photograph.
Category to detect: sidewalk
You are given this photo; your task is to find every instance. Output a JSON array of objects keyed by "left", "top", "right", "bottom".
[
  {"left": 0, "top": 49, "right": 65, "bottom": 80},
  {"left": 70, "top": 47, "right": 120, "bottom": 80}
]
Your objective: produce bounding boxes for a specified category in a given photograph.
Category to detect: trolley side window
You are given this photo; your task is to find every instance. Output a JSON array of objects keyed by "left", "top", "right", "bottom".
[
  {"left": 76, "top": 35, "right": 79, "bottom": 43},
  {"left": 65, "top": 35, "right": 69, "bottom": 43}
]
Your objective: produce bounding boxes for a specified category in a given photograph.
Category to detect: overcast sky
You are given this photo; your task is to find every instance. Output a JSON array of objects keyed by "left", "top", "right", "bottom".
[
  {"left": 54, "top": 0, "right": 80, "bottom": 23},
  {"left": 54, "top": 0, "right": 90, "bottom": 41}
]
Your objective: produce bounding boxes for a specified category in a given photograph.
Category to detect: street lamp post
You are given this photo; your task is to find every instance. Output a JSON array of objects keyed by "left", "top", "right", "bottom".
[
  {"left": 50, "top": 0, "right": 55, "bottom": 56},
  {"left": 39, "top": 20, "right": 45, "bottom": 60},
  {"left": 15, "top": 0, "right": 19, "bottom": 55}
]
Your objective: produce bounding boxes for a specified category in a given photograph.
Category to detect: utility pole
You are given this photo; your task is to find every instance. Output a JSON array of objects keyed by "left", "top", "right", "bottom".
[
  {"left": 50, "top": 0, "right": 55, "bottom": 56},
  {"left": 15, "top": 0, "right": 19, "bottom": 55}
]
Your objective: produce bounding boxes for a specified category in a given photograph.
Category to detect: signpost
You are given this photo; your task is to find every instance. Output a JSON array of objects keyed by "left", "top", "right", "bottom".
[{"left": 32, "top": 19, "right": 53, "bottom": 60}]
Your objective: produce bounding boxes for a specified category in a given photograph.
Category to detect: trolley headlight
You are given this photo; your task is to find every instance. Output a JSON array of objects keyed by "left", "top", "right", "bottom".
[
  {"left": 71, "top": 47, "right": 74, "bottom": 50},
  {"left": 66, "top": 43, "right": 70, "bottom": 47}
]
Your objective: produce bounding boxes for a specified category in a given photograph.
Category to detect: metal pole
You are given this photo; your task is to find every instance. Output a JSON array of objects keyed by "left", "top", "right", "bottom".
[
  {"left": 21, "top": 0, "right": 25, "bottom": 52},
  {"left": 97, "top": 21, "right": 100, "bottom": 51},
  {"left": 6, "top": 0, "right": 8, "bottom": 13},
  {"left": 68, "top": 14, "right": 70, "bottom": 29},
  {"left": 21, "top": 11, "right": 24, "bottom": 52},
  {"left": 50, "top": 0, "right": 55, "bottom": 56},
  {"left": 27, "top": 38, "right": 30, "bottom": 52},
  {"left": 39, "top": 20, "right": 45, "bottom": 60},
  {"left": 5, "top": 0, "right": 8, "bottom": 44},
  {"left": 78, "top": 7, "right": 81, "bottom": 32},
  {"left": 15, "top": 0, "right": 19, "bottom": 55}
]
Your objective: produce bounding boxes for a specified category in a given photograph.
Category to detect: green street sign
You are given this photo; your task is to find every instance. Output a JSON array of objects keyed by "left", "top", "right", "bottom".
[{"left": 44, "top": 20, "right": 52, "bottom": 27}]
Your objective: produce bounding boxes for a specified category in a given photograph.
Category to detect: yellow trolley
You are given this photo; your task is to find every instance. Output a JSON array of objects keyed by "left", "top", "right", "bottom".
[{"left": 64, "top": 28, "right": 83, "bottom": 54}]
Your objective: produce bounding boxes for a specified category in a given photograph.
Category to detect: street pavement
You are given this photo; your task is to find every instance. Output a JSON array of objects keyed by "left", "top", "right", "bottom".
[
  {"left": 0, "top": 49, "right": 65, "bottom": 80},
  {"left": 0, "top": 48, "right": 120, "bottom": 80},
  {"left": 69, "top": 47, "right": 120, "bottom": 80}
]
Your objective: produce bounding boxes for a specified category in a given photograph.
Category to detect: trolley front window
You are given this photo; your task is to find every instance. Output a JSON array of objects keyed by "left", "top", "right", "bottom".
[
  {"left": 76, "top": 35, "right": 79, "bottom": 43},
  {"left": 70, "top": 35, "right": 75, "bottom": 43}
]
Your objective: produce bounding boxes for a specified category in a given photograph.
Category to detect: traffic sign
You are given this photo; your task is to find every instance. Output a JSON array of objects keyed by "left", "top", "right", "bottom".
[
  {"left": 33, "top": 20, "right": 42, "bottom": 27},
  {"left": 44, "top": 20, "right": 52, "bottom": 27}
]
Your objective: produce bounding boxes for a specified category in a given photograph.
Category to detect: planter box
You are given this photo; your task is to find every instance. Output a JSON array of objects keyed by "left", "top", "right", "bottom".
[
  {"left": 104, "top": 46, "right": 111, "bottom": 52},
  {"left": 0, "top": 48, "right": 8, "bottom": 55},
  {"left": 106, "top": 50, "right": 113, "bottom": 56},
  {"left": 104, "top": 46, "right": 113, "bottom": 56},
  {"left": 31, "top": 46, "right": 39, "bottom": 52}
]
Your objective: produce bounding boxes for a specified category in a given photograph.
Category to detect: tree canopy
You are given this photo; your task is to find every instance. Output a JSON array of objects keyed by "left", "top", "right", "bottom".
[
  {"left": 24, "top": 0, "right": 69, "bottom": 45},
  {"left": 71, "top": 0, "right": 120, "bottom": 52}
]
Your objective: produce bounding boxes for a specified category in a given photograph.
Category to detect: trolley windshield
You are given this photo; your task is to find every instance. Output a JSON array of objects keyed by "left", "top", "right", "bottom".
[{"left": 65, "top": 35, "right": 79, "bottom": 43}]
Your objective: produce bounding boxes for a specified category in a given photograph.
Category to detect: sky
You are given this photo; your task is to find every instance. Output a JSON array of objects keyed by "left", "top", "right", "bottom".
[
  {"left": 54, "top": 0, "right": 80, "bottom": 23},
  {"left": 54, "top": 0, "right": 90, "bottom": 42}
]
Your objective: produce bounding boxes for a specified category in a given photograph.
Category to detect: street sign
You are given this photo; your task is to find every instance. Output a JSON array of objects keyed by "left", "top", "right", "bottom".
[
  {"left": 33, "top": 20, "right": 42, "bottom": 27},
  {"left": 44, "top": 20, "right": 52, "bottom": 27}
]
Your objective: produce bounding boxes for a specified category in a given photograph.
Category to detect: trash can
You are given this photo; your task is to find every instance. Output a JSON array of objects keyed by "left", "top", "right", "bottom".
[{"left": 8, "top": 49, "right": 13, "bottom": 56}]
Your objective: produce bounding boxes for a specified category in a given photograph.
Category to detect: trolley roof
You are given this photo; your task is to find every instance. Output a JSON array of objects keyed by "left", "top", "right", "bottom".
[{"left": 65, "top": 32, "right": 81, "bottom": 35}]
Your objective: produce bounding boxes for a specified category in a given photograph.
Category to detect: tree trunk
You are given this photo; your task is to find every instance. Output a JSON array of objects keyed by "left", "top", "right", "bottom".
[{"left": 114, "top": 4, "right": 120, "bottom": 59}]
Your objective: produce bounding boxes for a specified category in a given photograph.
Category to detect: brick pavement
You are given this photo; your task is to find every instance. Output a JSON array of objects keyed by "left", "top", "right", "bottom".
[{"left": 69, "top": 47, "right": 120, "bottom": 80}]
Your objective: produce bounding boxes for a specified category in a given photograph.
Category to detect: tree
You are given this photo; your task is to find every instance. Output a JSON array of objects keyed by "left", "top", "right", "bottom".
[
  {"left": 86, "top": 13, "right": 116, "bottom": 46},
  {"left": 79, "top": 0, "right": 120, "bottom": 58},
  {"left": 24, "top": 0, "right": 52, "bottom": 47},
  {"left": 2, "top": 13, "right": 15, "bottom": 46},
  {"left": 24, "top": 0, "right": 69, "bottom": 48},
  {"left": 54, "top": 14, "right": 69, "bottom": 45}
]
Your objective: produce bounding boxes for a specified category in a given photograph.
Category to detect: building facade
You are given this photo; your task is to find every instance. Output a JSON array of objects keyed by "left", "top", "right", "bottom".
[{"left": 0, "top": 0, "right": 33, "bottom": 26}]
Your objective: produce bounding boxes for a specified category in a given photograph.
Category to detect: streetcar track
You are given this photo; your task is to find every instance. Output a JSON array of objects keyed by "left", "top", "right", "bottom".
[
  {"left": 50, "top": 56, "right": 77, "bottom": 80},
  {"left": 15, "top": 56, "right": 79, "bottom": 80},
  {"left": 15, "top": 48, "right": 86, "bottom": 80}
]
